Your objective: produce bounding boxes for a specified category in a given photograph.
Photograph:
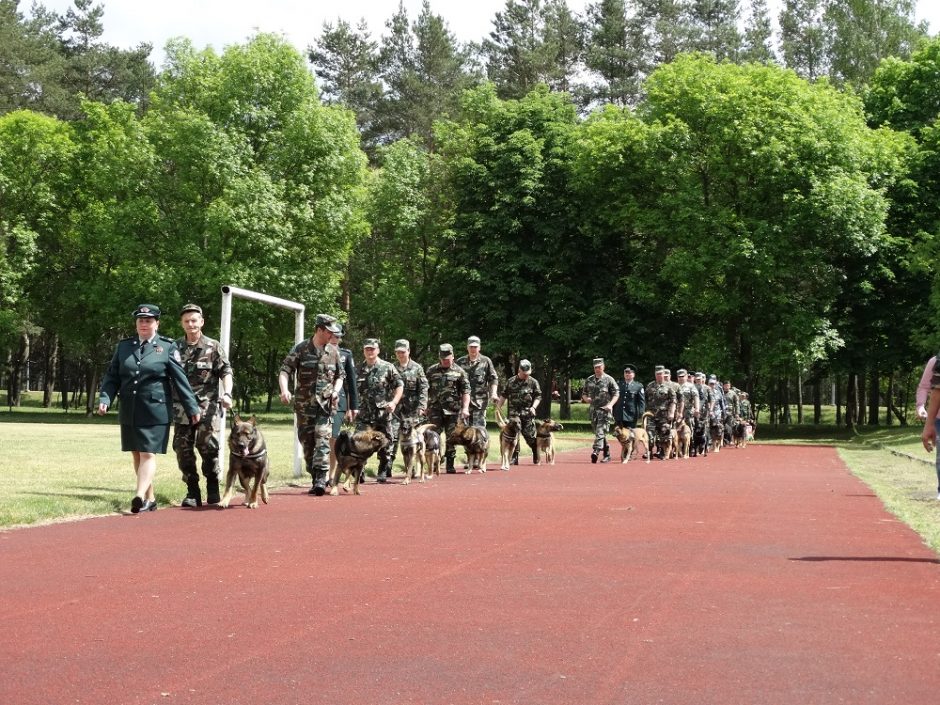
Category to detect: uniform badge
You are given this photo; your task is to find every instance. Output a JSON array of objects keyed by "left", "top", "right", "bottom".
[
  {"left": 173, "top": 349, "right": 182, "bottom": 362},
  {"left": 155, "top": 346, "right": 164, "bottom": 354}
]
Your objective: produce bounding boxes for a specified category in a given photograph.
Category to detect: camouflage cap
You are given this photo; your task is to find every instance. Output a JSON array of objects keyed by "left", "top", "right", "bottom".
[
  {"left": 694, "top": 371, "right": 705, "bottom": 380},
  {"left": 179, "top": 303, "right": 202, "bottom": 316},
  {"left": 439, "top": 343, "right": 454, "bottom": 357},
  {"left": 314, "top": 313, "right": 342, "bottom": 334},
  {"left": 394, "top": 339, "right": 410, "bottom": 351},
  {"left": 592, "top": 357, "right": 604, "bottom": 367},
  {"left": 362, "top": 338, "right": 380, "bottom": 348},
  {"left": 519, "top": 359, "right": 532, "bottom": 371},
  {"left": 676, "top": 368, "right": 688, "bottom": 376},
  {"left": 654, "top": 365, "right": 665, "bottom": 373},
  {"left": 663, "top": 368, "right": 671, "bottom": 375},
  {"left": 133, "top": 304, "right": 160, "bottom": 319},
  {"left": 708, "top": 374, "right": 718, "bottom": 383},
  {"left": 467, "top": 335, "right": 481, "bottom": 346},
  {"left": 623, "top": 364, "right": 636, "bottom": 373}
]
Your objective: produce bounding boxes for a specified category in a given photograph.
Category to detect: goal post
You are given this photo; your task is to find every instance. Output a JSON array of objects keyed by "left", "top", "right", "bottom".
[{"left": 218, "top": 285, "right": 306, "bottom": 478}]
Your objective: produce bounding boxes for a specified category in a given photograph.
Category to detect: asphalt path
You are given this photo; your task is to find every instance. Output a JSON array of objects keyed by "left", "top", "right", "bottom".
[{"left": 2, "top": 444, "right": 939, "bottom": 705}]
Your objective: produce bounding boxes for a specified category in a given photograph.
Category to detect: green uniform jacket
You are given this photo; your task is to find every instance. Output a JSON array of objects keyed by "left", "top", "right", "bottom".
[{"left": 100, "top": 335, "right": 200, "bottom": 425}]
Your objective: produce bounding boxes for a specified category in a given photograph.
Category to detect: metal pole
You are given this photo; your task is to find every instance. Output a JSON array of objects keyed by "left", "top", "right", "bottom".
[{"left": 218, "top": 285, "right": 306, "bottom": 478}]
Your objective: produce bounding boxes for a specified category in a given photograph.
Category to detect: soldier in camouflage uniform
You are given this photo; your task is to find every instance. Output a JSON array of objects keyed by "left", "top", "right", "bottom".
[
  {"left": 173, "top": 304, "right": 234, "bottom": 508},
  {"left": 739, "top": 392, "right": 753, "bottom": 423},
  {"left": 456, "top": 335, "right": 499, "bottom": 428},
  {"left": 646, "top": 365, "right": 678, "bottom": 459},
  {"left": 722, "top": 380, "right": 740, "bottom": 421},
  {"left": 581, "top": 358, "right": 619, "bottom": 463},
  {"left": 675, "top": 369, "right": 700, "bottom": 426},
  {"left": 278, "top": 314, "right": 345, "bottom": 496},
  {"left": 426, "top": 343, "right": 471, "bottom": 473},
  {"left": 390, "top": 338, "right": 429, "bottom": 471},
  {"left": 496, "top": 359, "right": 542, "bottom": 465},
  {"left": 355, "top": 338, "right": 403, "bottom": 482}
]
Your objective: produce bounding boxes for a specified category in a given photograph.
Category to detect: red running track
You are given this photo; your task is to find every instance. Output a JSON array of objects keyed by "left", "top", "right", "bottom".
[{"left": 2, "top": 444, "right": 939, "bottom": 705}]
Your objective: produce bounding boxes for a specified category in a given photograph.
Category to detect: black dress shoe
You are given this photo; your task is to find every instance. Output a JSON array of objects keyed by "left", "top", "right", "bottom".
[
  {"left": 130, "top": 496, "right": 144, "bottom": 514},
  {"left": 141, "top": 499, "right": 158, "bottom": 512}
]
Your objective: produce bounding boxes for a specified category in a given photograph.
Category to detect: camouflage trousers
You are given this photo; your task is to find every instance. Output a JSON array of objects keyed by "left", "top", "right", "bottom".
[
  {"left": 297, "top": 412, "right": 332, "bottom": 478},
  {"left": 590, "top": 408, "right": 611, "bottom": 452},
  {"left": 428, "top": 409, "right": 460, "bottom": 460},
  {"left": 468, "top": 405, "right": 487, "bottom": 429},
  {"left": 173, "top": 416, "right": 221, "bottom": 482}
]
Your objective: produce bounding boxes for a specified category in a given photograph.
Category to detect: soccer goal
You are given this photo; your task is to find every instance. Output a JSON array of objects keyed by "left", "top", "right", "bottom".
[{"left": 218, "top": 285, "right": 306, "bottom": 478}]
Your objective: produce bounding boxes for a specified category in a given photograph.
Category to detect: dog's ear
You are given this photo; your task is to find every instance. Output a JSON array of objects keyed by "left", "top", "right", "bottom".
[
  {"left": 232, "top": 413, "right": 241, "bottom": 427},
  {"left": 249, "top": 415, "right": 257, "bottom": 426}
]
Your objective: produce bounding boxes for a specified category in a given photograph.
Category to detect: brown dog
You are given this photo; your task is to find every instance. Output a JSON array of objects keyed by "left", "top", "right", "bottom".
[
  {"left": 423, "top": 426, "right": 441, "bottom": 477},
  {"left": 221, "top": 414, "right": 270, "bottom": 509},
  {"left": 676, "top": 420, "right": 692, "bottom": 459},
  {"left": 448, "top": 419, "right": 489, "bottom": 473},
  {"left": 535, "top": 419, "right": 564, "bottom": 465},
  {"left": 613, "top": 425, "right": 651, "bottom": 464},
  {"left": 330, "top": 428, "right": 390, "bottom": 495},
  {"left": 399, "top": 422, "right": 426, "bottom": 485},
  {"left": 494, "top": 407, "right": 522, "bottom": 470}
]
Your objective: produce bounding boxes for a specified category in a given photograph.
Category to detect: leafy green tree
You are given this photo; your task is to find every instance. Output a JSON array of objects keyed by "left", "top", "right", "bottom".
[{"left": 824, "top": 0, "right": 926, "bottom": 88}]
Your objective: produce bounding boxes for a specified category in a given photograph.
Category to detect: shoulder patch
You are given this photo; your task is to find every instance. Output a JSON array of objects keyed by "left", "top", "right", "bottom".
[{"left": 173, "top": 349, "right": 182, "bottom": 363}]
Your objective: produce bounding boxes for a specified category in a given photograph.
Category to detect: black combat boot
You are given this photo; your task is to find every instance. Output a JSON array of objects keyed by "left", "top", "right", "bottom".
[
  {"left": 532, "top": 447, "right": 539, "bottom": 465},
  {"left": 445, "top": 456, "right": 456, "bottom": 474},
  {"left": 377, "top": 460, "right": 389, "bottom": 483},
  {"left": 311, "top": 469, "right": 328, "bottom": 496},
  {"left": 601, "top": 441, "right": 611, "bottom": 463},
  {"left": 511, "top": 449, "right": 519, "bottom": 465},
  {"left": 205, "top": 475, "right": 220, "bottom": 505},
  {"left": 181, "top": 477, "right": 202, "bottom": 508},
  {"left": 591, "top": 450, "right": 598, "bottom": 463}
]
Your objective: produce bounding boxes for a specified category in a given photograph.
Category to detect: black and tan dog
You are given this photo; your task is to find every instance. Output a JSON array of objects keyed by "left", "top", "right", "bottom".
[
  {"left": 732, "top": 417, "right": 751, "bottom": 448},
  {"left": 494, "top": 407, "right": 522, "bottom": 471},
  {"left": 448, "top": 418, "right": 489, "bottom": 473},
  {"left": 329, "top": 428, "right": 390, "bottom": 495},
  {"left": 709, "top": 417, "right": 724, "bottom": 453},
  {"left": 691, "top": 418, "right": 709, "bottom": 457},
  {"left": 535, "top": 419, "right": 564, "bottom": 465},
  {"left": 423, "top": 426, "right": 442, "bottom": 478},
  {"left": 220, "top": 414, "right": 270, "bottom": 509},
  {"left": 401, "top": 422, "right": 439, "bottom": 484},
  {"left": 613, "top": 425, "right": 651, "bottom": 463}
]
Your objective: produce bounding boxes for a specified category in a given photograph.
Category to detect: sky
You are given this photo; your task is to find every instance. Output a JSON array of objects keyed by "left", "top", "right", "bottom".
[{"left": 32, "top": 0, "right": 940, "bottom": 69}]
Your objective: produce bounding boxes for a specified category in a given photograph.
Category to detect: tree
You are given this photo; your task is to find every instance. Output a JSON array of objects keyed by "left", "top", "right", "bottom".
[
  {"left": 583, "top": 0, "right": 645, "bottom": 106},
  {"left": 307, "top": 18, "right": 382, "bottom": 145},
  {"left": 741, "top": 0, "right": 775, "bottom": 64},
  {"left": 685, "top": 0, "right": 742, "bottom": 61},
  {"left": 779, "top": 0, "right": 828, "bottom": 80},
  {"left": 633, "top": 0, "right": 691, "bottom": 66},
  {"left": 541, "top": 0, "right": 584, "bottom": 94},
  {"left": 824, "top": 0, "right": 926, "bottom": 89}
]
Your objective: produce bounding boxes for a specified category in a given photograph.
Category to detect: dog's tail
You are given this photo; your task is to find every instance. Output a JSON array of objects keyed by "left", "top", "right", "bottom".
[
  {"left": 336, "top": 430, "right": 352, "bottom": 457},
  {"left": 493, "top": 406, "right": 508, "bottom": 429}
]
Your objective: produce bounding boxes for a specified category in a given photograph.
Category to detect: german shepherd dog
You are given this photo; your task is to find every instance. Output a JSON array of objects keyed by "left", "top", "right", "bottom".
[
  {"left": 423, "top": 426, "right": 442, "bottom": 478},
  {"left": 448, "top": 418, "right": 489, "bottom": 473},
  {"left": 676, "top": 419, "right": 692, "bottom": 459},
  {"left": 723, "top": 417, "right": 734, "bottom": 448},
  {"left": 329, "top": 429, "right": 390, "bottom": 495},
  {"left": 731, "top": 418, "right": 750, "bottom": 448},
  {"left": 613, "top": 425, "right": 651, "bottom": 464},
  {"left": 494, "top": 407, "right": 522, "bottom": 470},
  {"left": 401, "top": 422, "right": 439, "bottom": 484},
  {"left": 691, "top": 418, "right": 709, "bottom": 457},
  {"left": 535, "top": 419, "right": 564, "bottom": 465},
  {"left": 709, "top": 417, "right": 724, "bottom": 453},
  {"left": 221, "top": 415, "right": 270, "bottom": 509}
]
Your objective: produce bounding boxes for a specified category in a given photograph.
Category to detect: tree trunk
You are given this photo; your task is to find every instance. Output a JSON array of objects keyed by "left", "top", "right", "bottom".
[
  {"left": 835, "top": 375, "right": 843, "bottom": 426},
  {"left": 782, "top": 377, "right": 792, "bottom": 424},
  {"left": 868, "top": 371, "right": 879, "bottom": 425},
  {"left": 885, "top": 373, "right": 894, "bottom": 426},
  {"left": 845, "top": 372, "right": 857, "bottom": 429},
  {"left": 42, "top": 333, "right": 58, "bottom": 407},
  {"left": 796, "top": 369, "right": 804, "bottom": 424},
  {"left": 559, "top": 377, "right": 571, "bottom": 420},
  {"left": 857, "top": 371, "right": 866, "bottom": 427},
  {"left": 812, "top": 376, "right": 821, "bottom": 424},
  {"left": 8, "top": 332, "right": 30, "bottom": 407}
]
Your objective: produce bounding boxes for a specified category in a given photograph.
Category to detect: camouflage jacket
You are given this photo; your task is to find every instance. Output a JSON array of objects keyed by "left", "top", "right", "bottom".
[
  {"left": 456, "top": 354, "right": 498, "bottom": 409},
  {"left": 723, "top": 388, "right": 740, "bottom": 417},
  {"left": 739, "top": 398, "right": 752, "bottom": 421},
  {"left": 583, "top": 373, "right": 618, "bottom": 411},
  {"left": 503, "top": 374, "right": 541, "bottom": 416},
  {"left": 426, "top": 362, "right": 470, "bottom": 415},
  {"left": 677, "top": 382, "right": 699, "bottom": 419},
  {"left": 394, "top": 358, "right": 428, "bottom": 419},
  {"left": 279, "top": 339, "right": 344, "bottom": 417},
  {"left": 356, "top": 357, "right": 403, "bottom": 425},
  {"left": 695, "top": 383, "right": 714, "bottom": 416},
  {"left": 173, "top": 334, "right": 232, "bottom": 424},
  {"left": 646, "top": 382, "right": 678, "bottom": 416}
]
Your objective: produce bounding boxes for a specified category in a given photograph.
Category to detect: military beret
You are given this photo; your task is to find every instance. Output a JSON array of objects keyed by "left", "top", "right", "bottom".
[
  {"left": 394, "top": 339, "right": 409, "bottom": 351},
  {"left": 467, "top": 335, "right": 481, "bottom": 346},
  {"left": 314, "top": 313, "right": 342, "bottom": 334},
  {"left": 180, "top": 303, "right": 202, "bottom": 316},
  {"left": 654, "top": 365, "right": 665, "bottom": 372},
  {"left": 623, "top": 364, "right": 636, "bottom": 373},
  {"left": 134, "top": 304, "right": 160, "bottom": 319},
  {"left": 519, "top": 359, "right": 532, "bottom": 371},
  {"left": 363, "top": 338, "right": 380, "bottom": 348},
  {"left": 439, "top": 343, "right": 454, "bottom": 357},
  {"left": 592, "top": 357, "right": 604, "bottom": 367},
  {"left": 676, "top": 368, "right": 688, "bottom": 376}
]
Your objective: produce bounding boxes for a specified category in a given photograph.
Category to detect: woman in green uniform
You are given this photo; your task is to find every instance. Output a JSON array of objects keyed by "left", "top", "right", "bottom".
[{"left": 98, "top": 304, "right": 201, "bottom": 513}]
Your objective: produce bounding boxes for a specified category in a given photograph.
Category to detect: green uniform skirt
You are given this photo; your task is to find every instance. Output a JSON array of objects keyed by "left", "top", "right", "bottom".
[{"left": 121, "top": 424, "right": 170, "bottom": 453}]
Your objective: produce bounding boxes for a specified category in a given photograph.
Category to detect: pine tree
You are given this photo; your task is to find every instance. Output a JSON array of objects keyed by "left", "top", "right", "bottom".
[{"left": 741, "top": 0, "right": 776, "bottom": 64}]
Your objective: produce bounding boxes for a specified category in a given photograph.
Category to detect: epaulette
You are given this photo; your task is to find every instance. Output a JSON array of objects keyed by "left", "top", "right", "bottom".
[
  {"left": 158, "top": 335, "right": 176, "bottom": 344},
  {"left": 120, "top": 336, "right": 136, "bottom": 342}
]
